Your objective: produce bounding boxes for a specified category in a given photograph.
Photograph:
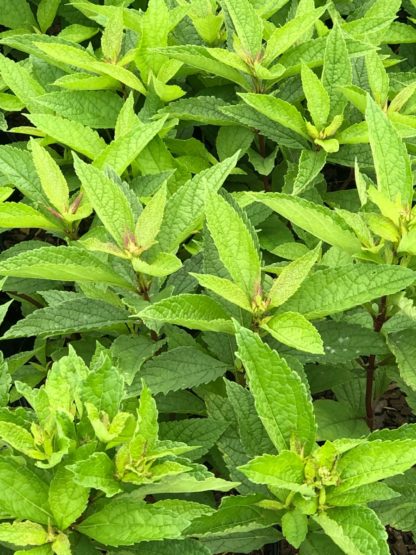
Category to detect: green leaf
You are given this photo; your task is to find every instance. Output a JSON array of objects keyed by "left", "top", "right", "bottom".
[
  {"left": 49, "top": 467, "right": 89, "bottom": 530},
  {"left": 267, "top": 243, "right": 321, "bottom": 308},
  {"left": 158, "top": 154, "right": 238, "bottom": 253},
  {"left": 67, "top": 452, "right": 122, "bottom": 497},
  {"left": 0, "top": 460, "right": 51, "bottom": 524},
  {"left": 30, "top": 140, "right": 69, "bottom": 215},
  {"left": 334, "top": 440, "right": 416, "bottom": 494},
  {"left": 93, "top": 117, "right": 166, "bottom": 176},
  {"left": 235, "top": 325, "right": 316, "bottom": 454},
  {"left": 34, "top": 42, "right": 146, "bottom": 94},
  {"left": 138, "top": 294, "right": 234, "bottom": 333},
  {"left": 301, "top": 64, "right": 330, "bottom": 130},
  {"left": 314, "top": 506, "right": 388, "bottom": 555},
  {"left": 101, "top": 7, "right": 124, "bottom": 63},
  {"left": 135, "top": 184, "right": 167, "bottom": 251},
  {"left": 293, "top": 149, "right": 327, "bottom": 196},
  {"left": 82, "top": 355, "right": 123, "bottom": 419},
  {"left": 37, "top": 0, "right": 61, "bottom": 33},
  {"left": 74, "top": 156, "right": 134, "bottom": 248},
  {"left": 0, "top": 0, "right": 36, "bottom": 29},
  {"left": 0, "top": 246, "right": 134, "bottom": 289},
  {"left": 34, "top": 91, "right": 123, "bottom": 129},
  {"left": 322, "top": 24, "right": 352, "bottom": 118},
  {"left": 221, "top": 0, "right": 263, "bottom": 55},
  {"left": 314, "top": 400, "right": 368, "bottom": 441},
  {"left": 249, "top": 193, "right": 361, "bottom": 254},
  {"left": 0, "top": 55, "right": 44, "bottom": 108},
  {"left": 205, "top": 194, "right": 261, "bottom": 297},
  {"left": 139, "top": 346, "right": 229, "bottom": 395},
  {"left": 76, "top": 498, "right": 192, "bottom": 546},
  {"left": 0, "top": 521, "right": 48, "bottom": 547},
  {"left": 239, "top": 452, "right": 313, "bottom": 494},
  {"left": 388, "top": 330, "right": 416, "bottom": 391},
  {"left": 282, "top": 510, "right": 308, "bottom": 549},
  {"left": 132, "top": 252, "right": 182, "bottom": 277},
  {"left": 366, "top": 94, "right": 413, "bottom": 206},
  {"left": 154, "top": 46, "right": 248, "bottom": 88},
  {"left": 0, "top": 421, "right": 44, "bottom": 459},
  {"left": 262, "top": 311, "right": 324, "bottom": 354},
  {"left": 264, "top": 7, "right": 326, "bottom": 64},
  {"left": 0, "top": 203, "right": 62, "bottom": 232},
  {"left": 190, "top": 273, "right": 252, "bottom": 311},
  {"left": 239, "top": 94, "right": 308, "bottom": 138},
  {"left": 282, "top": 264, "right": 415, "bottom": 319},
  {"left": 3, "top": 298, "right": 130, "bottom": 339},
  {"left": 0, "top": 145, "right": 45, "bottom": 204}
]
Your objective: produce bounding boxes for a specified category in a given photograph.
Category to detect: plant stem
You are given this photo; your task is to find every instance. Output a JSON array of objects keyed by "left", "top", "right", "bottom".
[{"left": 365, "top": 296, "right": 387, "bottom": 430}]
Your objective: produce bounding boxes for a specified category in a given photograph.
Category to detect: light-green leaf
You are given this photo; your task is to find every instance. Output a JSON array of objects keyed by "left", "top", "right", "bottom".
[
  {"left": 366, "top": 94, "right": 413, "bottom": 206},
  {"left": 0, "top": 203, "right": 62, "bottom": 232},
  {"left": 190, "top": 273, "right": 252, "bottom": 311},
  {"left": 262, "top": 311, "right": 324, "bottom": 354},
  {"left": 74, "top": 155, "right": 134, "bottom": 248},
  {"left": 334, "top": 439, "right": 416, "bottom": 494},
  {"left": 235, "top": 325, "right": 316, "bottom": 454},
  {"left": 67, "top": 452, "right": 122, "bottom": 497},
  {"left": 205, "top": 194, "right": 261, "bottom": 298},
  {"left": 30, "top": 140, "right": 69, "bottom": 215},
  {"left": 239, "top": 94, "right": 308, "bottom": 139},
  {"left": 249, "top": 193, "right": 361, "bottom": 254},
  {"left": 388, "top": 330, "right": 416, "bottom": 391},
  {"left": 301, "top": 63, "right": 330, "bottom": 130},
  {"left": 314, "top": 506, "right": 388, "bottom": 555},
  {"left": 0, "top": 521, "right": 48, "bottom": 547},
  {"left": 221, "top": 0, "right": 263, "bottom": 55},
  {"left": 282, "top": 264, "right": 415, "bottom": 319},
  {"left": 0, "top": 245, "right": 134, "bottom": 289},
  {"left": 49, "top": 467, "right": 89, "bottom": 530},
  {"left": 138, "top": 294, "right": 234, "bottom": 333},
  {"left": 322, "top": 25, "right": 352, "bottom": 118}
]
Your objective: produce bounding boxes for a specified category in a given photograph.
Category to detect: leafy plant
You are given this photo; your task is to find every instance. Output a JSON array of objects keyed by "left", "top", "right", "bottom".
[{"left": 0, "top": 0, "right": 416, "bottom": 553}]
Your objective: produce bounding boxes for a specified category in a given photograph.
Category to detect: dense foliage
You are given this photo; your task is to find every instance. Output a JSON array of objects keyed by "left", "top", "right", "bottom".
[{"left": 1, "top": 0, "right": 416, "bottom": 553}]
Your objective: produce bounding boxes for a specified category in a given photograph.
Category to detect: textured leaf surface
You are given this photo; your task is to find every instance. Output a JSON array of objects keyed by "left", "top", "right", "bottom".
[
  {"left": 140, "top": 347, "right": 229, "bottom": 394},
  {"left": 0, "top": 461, "right": 51, "bottom": 524},
  {"left": 366, "top": 95, "right": 413, "bottom": 206},
  {"left": 205, "top": 194, "right": 261, "bottom": 297},
  {"left": 314, "top": 506, "right": 388, "bottom": 555},
  {"left": 49, "top": 467, "right": 89, "bottom": 530},
  {"left": 235, "top": 326, "right": 316, "bottom": 454},
  {"left": 282, "top": 264, "right": 415, "bottom": 319},
  {"left": 250, "top": 193, "right": 361, "bottom": 254},
  {"left": 139, "top": 294, "right": 234, "bottom": 333},
  {"left": 3, "top": 298, "right": 130, "bottom": 339},
  {"left": 262, "top": 311, "right": 324, "bottom": 354},
  {"left": 388, "top": 330, "right": 416, "bottom": 391},
  {"left": 0, "top": 246, "right": 134, "bottom": 289}
]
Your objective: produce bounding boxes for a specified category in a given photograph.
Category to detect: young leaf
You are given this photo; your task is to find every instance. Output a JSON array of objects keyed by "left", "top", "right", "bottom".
[
  {"left": 249, "top": 193, "right": 361, "bottom": 254},
  {"left": 135, "top": 184, "right": 167, "bottom": 251},
  {"left": 314, "top": 506, "right": 388, "bottom": 555},
  {"left": 205, "top": 193, "right": 261, "bottom": 298},
  {"left": 282, "top": 510, "right": 308, "bottom": 549},
  {"left": 366, "top": 94, "right": 413, "bottom": 206},
  {"left": 190, "top": 273, "right": 252, "bottom": 311},
  {"left": 239, "top": 94, "right": 308, "bottom": 139},
  {"left": 261, "top": 311, "right": 324, "bottom": 354},
  {"left": 235, "top": 325, "right": 316, "bottom": 454},
  {"left": 30, "top": 140, "right": 69, "bottom": 215},
  {"left": 74, "top": 155, "right": 134, "bottom": 248},
  {"left": 221, "top": 0, "right": 263, "bottom": 55},
  {"left": 0, "top": 203, "right": 62, "bottom": 232},
  {"left": 301, "top": 63, "right": 330, "bottom": 130},
  {"left": 239, "top": 452, "right": 314, "bottom": 494},
  {"left": 67, "top": 452, "right": 122, "bottom": 497},
  {"left": 282, "top": 264, "right": 415, "bottom": 319},
  {"left": 37, "top": 0, "right": 61, "bottom": 33},
  {"left": 138, "top": 294, "right": 234, "bottom": 333},
  {"left": 267, "top": 243, "right": 321, "bottom": 308},
  {"left": 322, "top": 24, "right": 352, "bottom": 118},
  {"left": 101, "top": 7, "right": 124, "bottom": 63}
]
